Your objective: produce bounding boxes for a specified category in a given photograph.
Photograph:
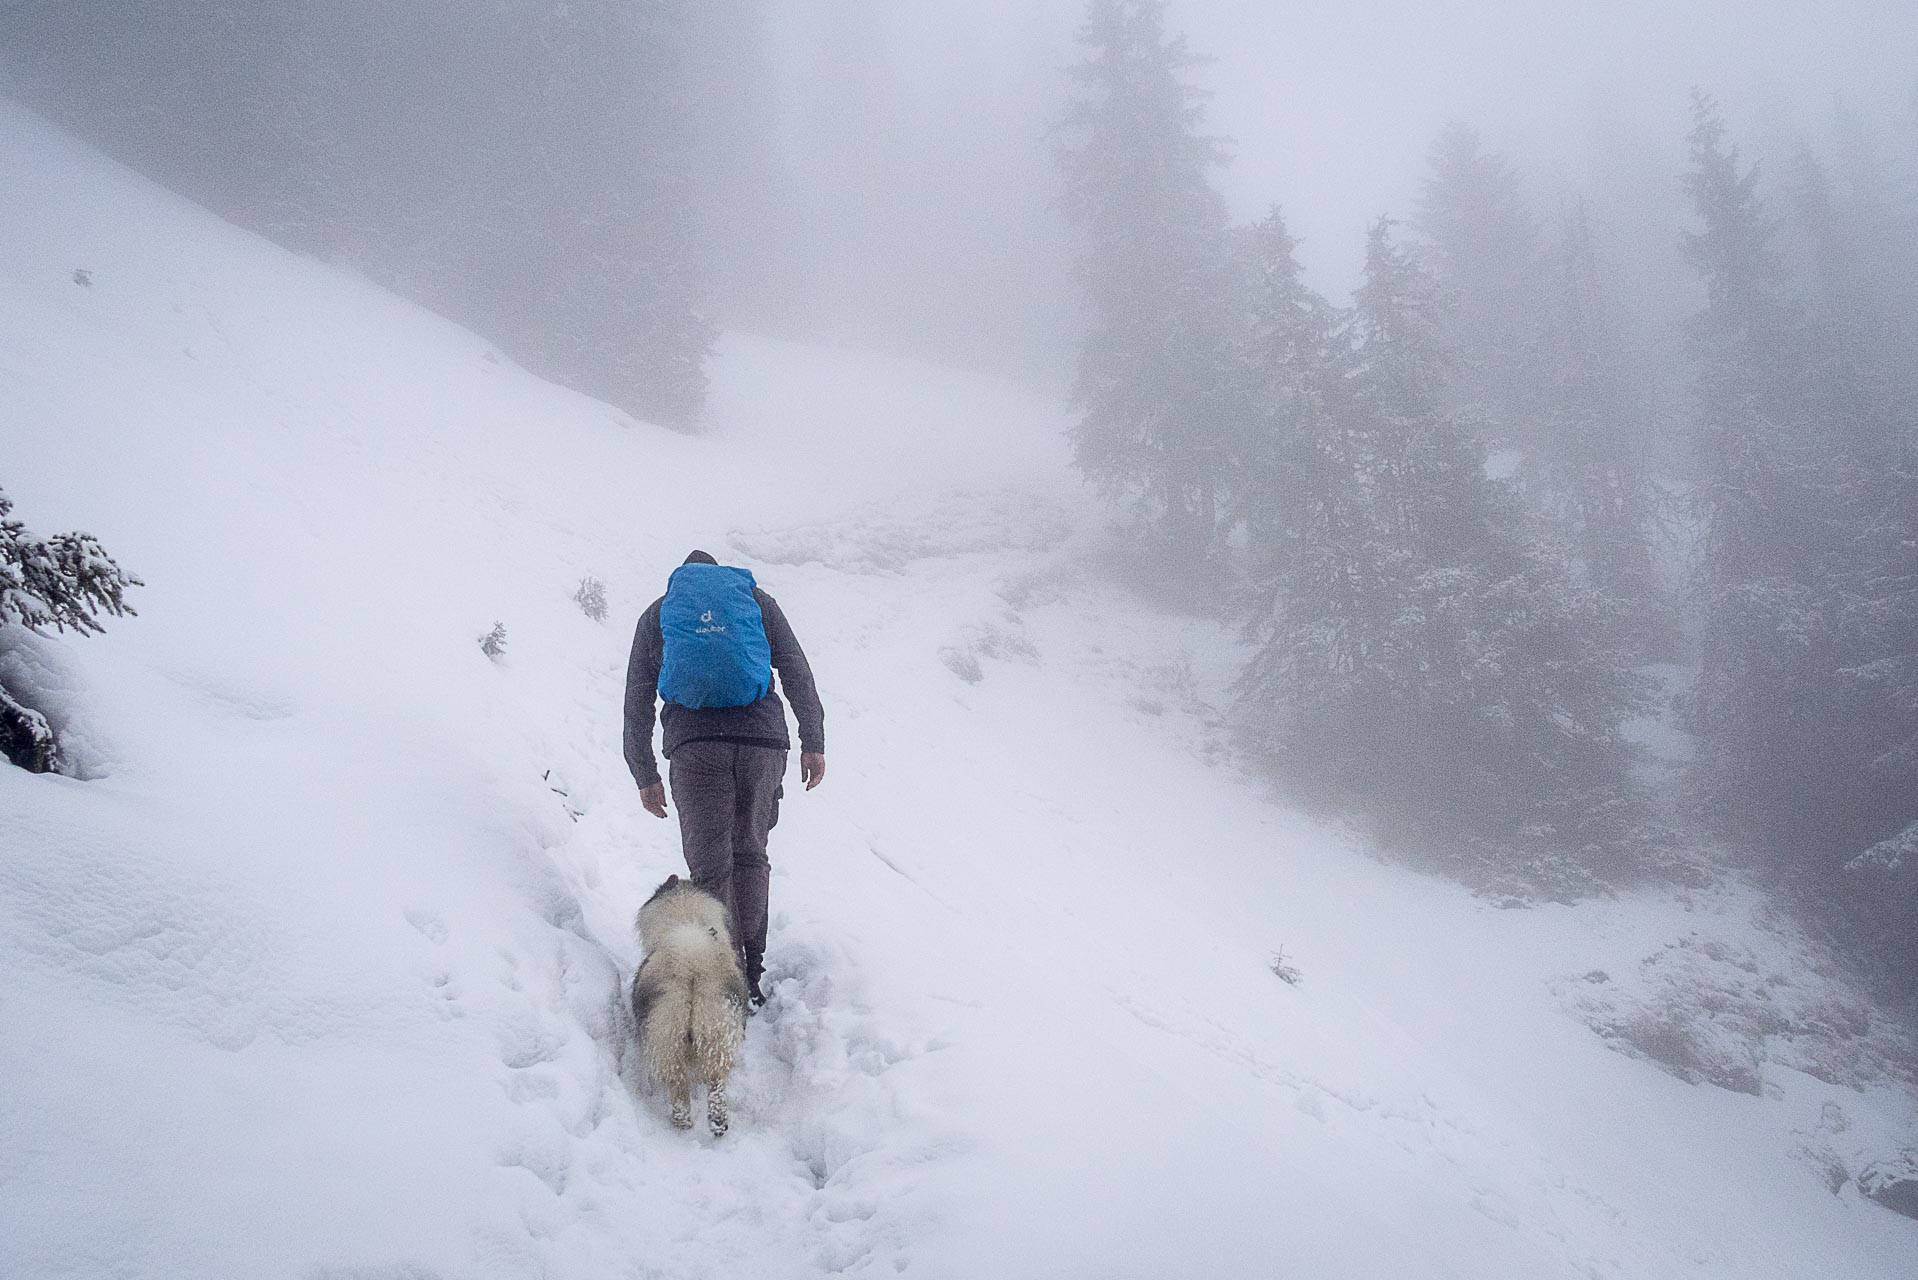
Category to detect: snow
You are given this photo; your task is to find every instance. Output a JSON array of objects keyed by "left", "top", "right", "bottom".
[{"left": 4, "top": 97, "right": 1917, "bottom": 1279}]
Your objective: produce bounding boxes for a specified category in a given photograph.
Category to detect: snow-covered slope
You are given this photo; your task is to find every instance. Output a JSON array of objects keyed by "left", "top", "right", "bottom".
[{"left": 4, "top": 99, "right": 1915, "bottom": 1279}]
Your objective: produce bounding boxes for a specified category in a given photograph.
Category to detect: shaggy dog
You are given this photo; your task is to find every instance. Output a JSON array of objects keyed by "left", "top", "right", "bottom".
[{"left": 630, "top": 875, "right": 748, "bottom": 1135}]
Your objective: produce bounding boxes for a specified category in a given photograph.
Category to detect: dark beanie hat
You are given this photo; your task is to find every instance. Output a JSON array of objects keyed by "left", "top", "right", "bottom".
[{"left": 683, "top": 549, "right": 718, "bottom": 566}]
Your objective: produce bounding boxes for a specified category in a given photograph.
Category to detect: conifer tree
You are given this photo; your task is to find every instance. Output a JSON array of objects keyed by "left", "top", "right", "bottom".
[
  {"left": 1234, "top": 206, "right": 1350, "bottom": 570},
  {"left": 1677, "top": 95, "right": 1918, "bottom": 986},
  {"left": 1235, "top": 208, "right": 1365, "bottom": 730},
  {"left": 1678, "top": 94, "right": 1846, "bottom": 857},
  {"left": 1534, "top": 200, "right": 1671, "bottom": 653},
  {"left": 1805, "top": 130, "right": 1918, "bottom": 860},
  {"left": 1779, "top": 120, "right": 1918, "bottom": 982},
  {"left": 1414, "top": 122, "right": 1546, "bottom": 443},
  {"left": 1058, "top": 0, "right": 1240, "bottom": 566},
  {"left": 1242, "top": 220, "right": 1655, "bottom": 895}
]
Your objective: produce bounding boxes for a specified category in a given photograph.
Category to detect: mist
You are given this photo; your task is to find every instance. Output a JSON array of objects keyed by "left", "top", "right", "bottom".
[
  {"left": 6, "top": 0, "right": 1918, "bottom": 1017},
  {"left": 736, "top": 0, "right": 1918, "bottom": 340},
  {"left": 6, "top": 2, "right": 1918, "bottom": 1272},
  {"left": 1172, "top": 1, "right": 1916, "bottom": 282},
  {"left": 6, "top": 2, "right": 1913, "bottom": 379}
]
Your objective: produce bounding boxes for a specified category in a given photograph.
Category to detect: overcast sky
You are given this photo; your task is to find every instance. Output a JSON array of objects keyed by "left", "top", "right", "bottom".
[
  {"left": 1166, "top": 0, "right": 1918, "bottom": 287},
  {"left": 767, "top": 1, "right": 1916, "bottom": 307}
]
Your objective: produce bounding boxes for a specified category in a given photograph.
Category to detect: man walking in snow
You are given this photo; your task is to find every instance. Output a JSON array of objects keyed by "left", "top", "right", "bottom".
[{"left": 623, "top": 550, "right": 826, "bottom": 1007}]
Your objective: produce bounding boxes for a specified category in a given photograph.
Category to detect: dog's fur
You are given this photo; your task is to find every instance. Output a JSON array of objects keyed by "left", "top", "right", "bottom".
[{"left": 630, "top": 875, "right": 748, "bottom": 1135}]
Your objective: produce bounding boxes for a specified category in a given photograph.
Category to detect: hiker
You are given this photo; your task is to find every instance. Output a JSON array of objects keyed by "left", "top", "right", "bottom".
[{"left": 623, "top": 550, "right": 826, "bottom": 1007}]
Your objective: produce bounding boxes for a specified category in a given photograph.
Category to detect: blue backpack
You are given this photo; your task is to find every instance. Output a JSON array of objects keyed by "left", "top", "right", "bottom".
[{"left": 658, "top": 563, "right": 773, "bottom": 709}]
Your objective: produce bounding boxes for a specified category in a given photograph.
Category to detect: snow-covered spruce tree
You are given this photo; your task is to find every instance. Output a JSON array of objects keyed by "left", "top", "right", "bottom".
[
  {"left": 1233, "top": 207, "right": 1348, "bottom": 499},
  {"left": 1413, "top": 122, "right": 1548, "bottom": 446},
  {"left": 1785, "top": 104, "right": 1918, "bottom": 428},
  {"left": 1531, "top": 200, "right": 1673, "bottom": 657},
  {"left": 1835, "top": 441, "right": 1918, "bottom": 991},
  {"left": 1240, "top": 220, "right": 1658, "bottom": 896},
  {"left": 1057, "top": 0, "right": 1241, "bottom": 571},
  {"left": 1675, "top": 96, "right": 1918, "bottom": 991},
  {"left": 1772, "top": 123, "right": 1918, "bottom": 988},
  {"left": 1233, "top": 207, "right": 1368, "bottom": 733},
  {"left": 1677, "top": 97, "right": 1863, "bottom": 864},
  {"left": 0, "top": 486, "right": 139, "bottom": 773}
]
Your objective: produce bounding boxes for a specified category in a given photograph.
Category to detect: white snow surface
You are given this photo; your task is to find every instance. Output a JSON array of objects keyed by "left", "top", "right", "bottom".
[{"left": 4, "top": 100, "right": 1916, "bottom": 1279}]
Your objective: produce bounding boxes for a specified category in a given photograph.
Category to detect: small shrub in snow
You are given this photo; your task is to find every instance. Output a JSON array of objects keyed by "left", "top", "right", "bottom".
[
  {"left": 939, "top": 646, "right": 984, "bottom": 684},
  {"left": 573, "top": 576, "right": 608, "bottom": 622},
  {"left": 1269, "top": 948, "right": 1302, "bottom": 986},
  {"left": 479, "top": 621, "right": 507, "bottom": 660},
  {"left": 0, "top": 484, "right": 140, "bottom": 773}
]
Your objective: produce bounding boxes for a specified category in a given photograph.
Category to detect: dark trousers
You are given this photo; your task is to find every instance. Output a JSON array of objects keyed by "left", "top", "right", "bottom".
[{"left": 668, "top": 739, "right": 786, "bottom": 981}]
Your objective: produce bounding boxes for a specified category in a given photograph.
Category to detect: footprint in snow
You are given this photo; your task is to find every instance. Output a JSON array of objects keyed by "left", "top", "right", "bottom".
[{"left": 403, "top": 905, "right": 448, "bottom": 945}]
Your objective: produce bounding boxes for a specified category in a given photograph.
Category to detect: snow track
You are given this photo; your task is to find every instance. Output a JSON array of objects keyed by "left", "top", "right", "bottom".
[{"left": 471, "top": 540, "right": 973, "bottom": 1279}]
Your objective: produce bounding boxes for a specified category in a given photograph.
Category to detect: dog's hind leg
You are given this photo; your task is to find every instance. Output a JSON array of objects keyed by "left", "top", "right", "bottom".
[
  {"left": 668, "top": 1077, "right": 693, "bottom": 1130},
  {"left": 689, "top": 970, "right": 744, "bottom": 1137},
  {"left": 658, "top": 1054, "right": 693, "bottom": 1129}
]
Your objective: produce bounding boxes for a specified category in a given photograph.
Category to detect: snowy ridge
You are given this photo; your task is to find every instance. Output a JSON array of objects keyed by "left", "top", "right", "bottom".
[{"left": 4, "top": 99, "right": 1917, "bottom": 1279}]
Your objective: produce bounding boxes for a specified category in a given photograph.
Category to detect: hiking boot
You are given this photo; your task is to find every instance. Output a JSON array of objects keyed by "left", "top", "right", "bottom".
[{"left": 747, "top": 974, "right": 767, "bottom": 1010}]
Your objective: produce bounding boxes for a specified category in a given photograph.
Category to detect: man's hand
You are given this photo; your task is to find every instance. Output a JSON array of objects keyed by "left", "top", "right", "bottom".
[
  {"left": 640, "top": 781, "right": 668, "bottom": 819},
  {"left": 800, "top": 752, "right": 826, "bottom": 790}
]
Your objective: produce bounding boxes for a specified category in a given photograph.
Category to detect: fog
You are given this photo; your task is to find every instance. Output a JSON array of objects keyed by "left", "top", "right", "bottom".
[
  {"left": 1173, "top": 0, "right": 1918, "bottom": 285},
  {"left": 6, "top": 2, "right": 1913, "bottom": 377},
  {"left": 755, "top": 0, "right": 1918, "bottom": 334},
  {"left": 9, "top": 5, "right": 1918, "bottom": 1264},
  {"left": 3, "top": 0, "right": 1916, "bottom": 980}
]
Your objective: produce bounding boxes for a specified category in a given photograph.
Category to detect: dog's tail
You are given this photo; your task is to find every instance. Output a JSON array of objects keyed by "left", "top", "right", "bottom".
[{"left": 637, "top": 929, "right": 747, "bottom": 1086}]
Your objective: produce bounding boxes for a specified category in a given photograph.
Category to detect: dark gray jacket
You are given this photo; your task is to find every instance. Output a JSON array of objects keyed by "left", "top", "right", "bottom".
[{"left": 622, "top": 586, "right": 825, "bottom": 789}]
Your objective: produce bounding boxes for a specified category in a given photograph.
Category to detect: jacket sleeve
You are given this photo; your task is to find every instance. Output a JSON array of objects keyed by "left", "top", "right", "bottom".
[
  {"left": 758, "top": 590, "right": 825, "bottom": 754},
  {"left": 623, "top": 602, "right": 664, "bottom": 788}
]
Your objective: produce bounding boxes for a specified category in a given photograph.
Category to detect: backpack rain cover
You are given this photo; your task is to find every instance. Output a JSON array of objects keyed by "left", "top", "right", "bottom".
[{"left": 658, "top": 563, "right": 773, "bottom": 709}]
